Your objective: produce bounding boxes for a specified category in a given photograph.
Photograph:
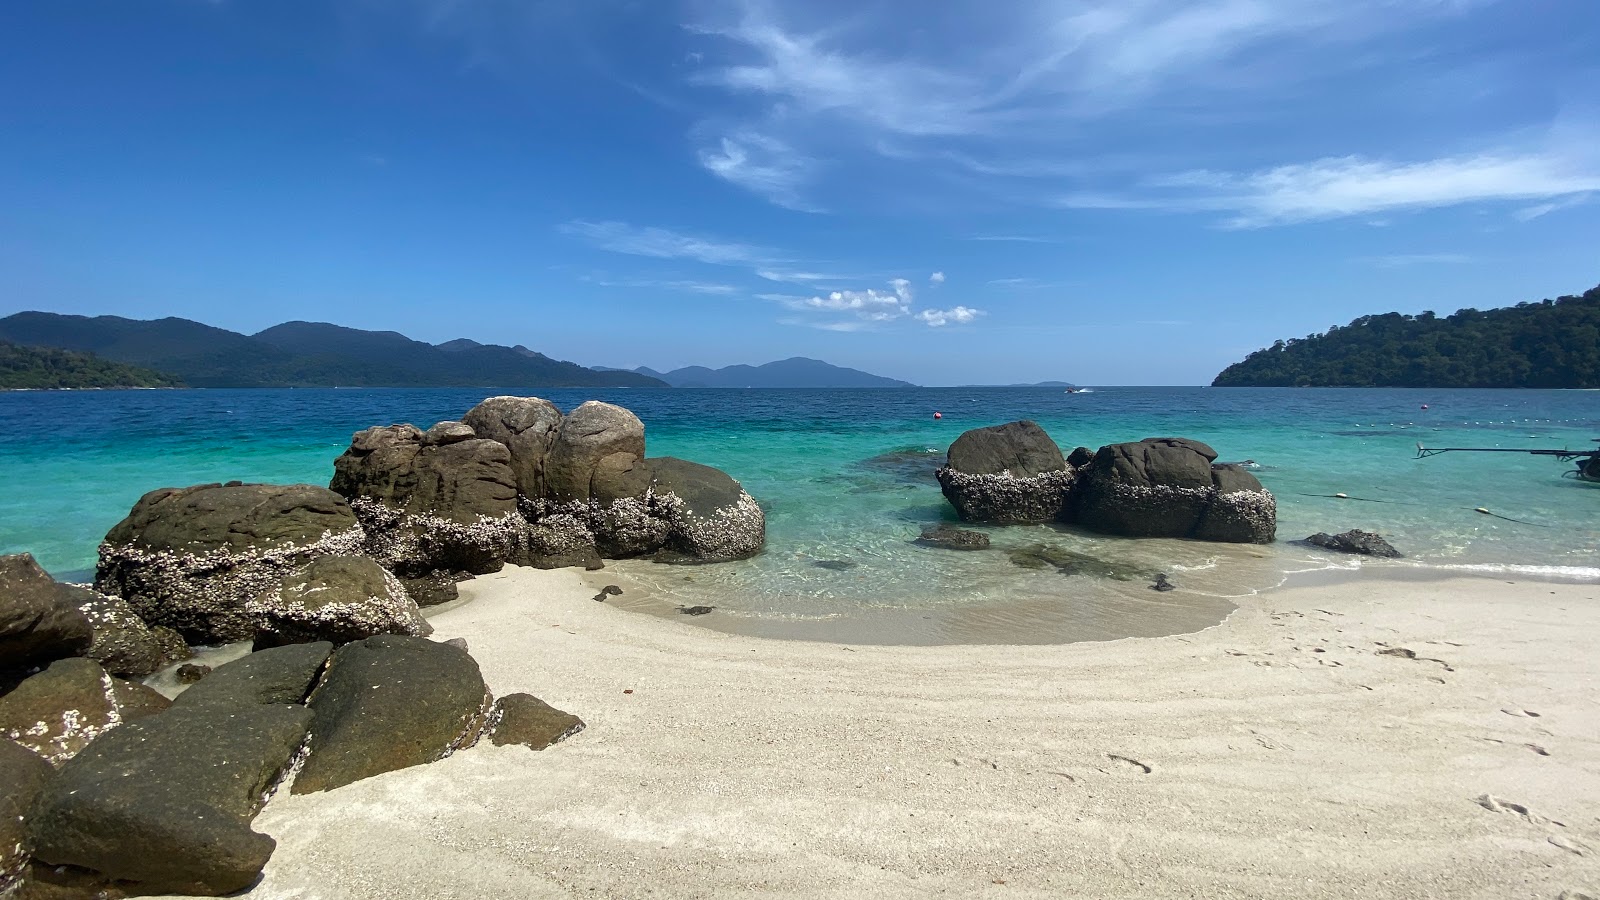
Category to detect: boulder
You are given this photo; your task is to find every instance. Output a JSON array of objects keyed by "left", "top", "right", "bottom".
[
  {"left": 915, "top": 524, "right": 991, "bottom": 551},
  {"left": 248, "top": 555, "right": 431, "bottom": 649},
  {"left": 461, "top": 396, "right": 564, "bottom": 498},
  {"left": 647, "top": 457, "right": 765, "bottom": 561},
  {"left": 94, "top": 483, "right": 365, "bottom": 644},
  {"left": 24, "top": 703, "right": 311, "bottom": 896},
  {"left": 422, "top": 421, "right": 477, "bottom": 446},
  {"left": 171, "top": 642, "right": 332, "bottom": 710},
  {"left": 293, "top": 635, "right": 490, "bottom": 794},
  {"left": 488, "top": 693, "right": 584, "bottom": 751},
  {"left": 517, "top": 515, "right": 605, "bottom": 569},
  {"left": 398, "top": 570, "right": 465, "bottom": 607},
  {"left": 544, "top": 401, "right": 646, "bottom": 502},
  {"left": 1006, "top": 544, "right": 1152, "bottom": 581},
  {"left": 62, "top": 584, "right": 189, "bottom": 677},
  {"left": 1066, "top": 446, "right": 1096, "bottom": 468},
  {"left": 0, "top": 658, "right": 169, "bottom": 766},
  {"left": 1073, "top": 438, "right": 1275, "bottom": 543},
  {"left": 936, "top": 421, "right": 1075, "bottom": 524},
  {"left": 0, "top": 554, "right": 92, "bottom": 678},
  {"left": 1, "top": 740, "right": 53, "bottom": 895},
  {"left": 1306, "top": 529, "right": 1402, "bottom": 558}
]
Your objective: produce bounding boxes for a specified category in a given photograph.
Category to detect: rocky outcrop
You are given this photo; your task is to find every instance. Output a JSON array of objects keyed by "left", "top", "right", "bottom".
[
  {"left": 94, "top": 483, "right": 365, "bottom": 644},
  {"left": 170, "top": 642, "right": 332, "bottom": 710},
  {"left": 63, "top": 584, "right": 189, "bottom": 677},
  {"left": 935, "top": 424, "right": 1277, "bottom": 544},
  {"left": 487, "top": 693, "right": 585, "bottom": 751},
  {"left": 331, "top": 398, "right": 765, "bottom": 576},
  {"left": 936, "top": 421, "right": 1076, "bottom": 524},
  {"left": 1074, "top": 438, "right": 1275, "bottom": 543},
  {"left": 293, "top": 635, "right": 491, "bottom": 794},
  {"left": 24, "top": 701, "right": 310, "bottom": 896},
  {"left": 915, "top": 524, "right": 991, "bottom": 551},
  {"left": 0, "top": 554, "right": 92, "bottom": 678},
  {"left": 1305, "top": 530, "right": 1402, "bottom": 558},
  {"left": 0, "top": 658, "right": 169, "bottom": 766},
  {"left": 248, "top": 555, "right": 431, "bottom": 649},
  {"left": 1, "top": 740, "right": 52, "bottom": 895}
]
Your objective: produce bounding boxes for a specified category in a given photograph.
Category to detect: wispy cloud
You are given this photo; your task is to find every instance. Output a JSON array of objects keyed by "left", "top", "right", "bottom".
[
  {"left": 560, "top": 220, "right": 776, "bottom": 267},
  {"left": 966, "top": 235, "right": 1069, "bottom": 244},
  {"left": 1512, "top": 192, "right": 1592, "bottom": 222},
  {"left": 698, "top": 131, "right": 824, "bottom": 212},
  {"left": 587, "top": 275, "right": 744, "bottom": 295},
  {"left": 1359, "top": 253, "right": 1473, "bottom": 268},
  {"left": 1058, "top": 149, "right": 1600, "bottom": 227}
]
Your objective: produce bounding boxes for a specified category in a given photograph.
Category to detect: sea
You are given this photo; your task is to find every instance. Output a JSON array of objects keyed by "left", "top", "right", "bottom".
[{"left": 2, "top": 386, "right": 1596, "bottom": 644}]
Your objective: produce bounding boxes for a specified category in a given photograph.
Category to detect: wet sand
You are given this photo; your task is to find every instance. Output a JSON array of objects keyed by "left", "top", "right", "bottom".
[{"left": 225, "top": 566, "right": 1599, "bottom": 899}]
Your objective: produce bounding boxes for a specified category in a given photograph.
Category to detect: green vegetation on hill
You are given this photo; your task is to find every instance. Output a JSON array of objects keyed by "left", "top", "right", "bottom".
[
  {"left": 0, "top": 340, "right": 182, "bottom": 389},
  {"left": 0, "top": 313, "right": 666, "bottom": 389},
  {"left": 1213, "top": 284, "right": 1600, "bottom": 388}
]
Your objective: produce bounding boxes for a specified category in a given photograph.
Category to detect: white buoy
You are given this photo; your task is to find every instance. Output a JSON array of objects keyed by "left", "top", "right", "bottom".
[{"left": 1335, "top": 492, "right": 1349, "bottom": 499}]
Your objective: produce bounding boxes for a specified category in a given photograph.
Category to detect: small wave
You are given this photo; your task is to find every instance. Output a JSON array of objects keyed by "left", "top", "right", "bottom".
[{"left": 1406, "top": 562, "right": 1600, "bottom": 582}]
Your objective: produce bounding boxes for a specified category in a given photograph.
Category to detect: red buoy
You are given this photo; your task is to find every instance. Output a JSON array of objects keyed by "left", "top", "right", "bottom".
[{"left": 933, "top": 412, "right": 943, "bottom": 420}]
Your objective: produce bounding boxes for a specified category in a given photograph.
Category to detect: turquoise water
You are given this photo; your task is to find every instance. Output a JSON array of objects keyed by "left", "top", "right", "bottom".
[{"left": 2, "top": 387, "right": 1596, "bottom": 635}]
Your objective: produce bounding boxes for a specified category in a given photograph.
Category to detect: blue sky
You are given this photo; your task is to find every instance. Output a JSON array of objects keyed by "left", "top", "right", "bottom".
[{"left": 2, "top": 1, "right": 1597, "bottom": 385}]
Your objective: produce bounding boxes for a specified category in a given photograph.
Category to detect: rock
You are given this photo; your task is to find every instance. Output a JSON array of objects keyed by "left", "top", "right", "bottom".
[
  {"left": 812, "top": 560, "right": 857, "bottom": 571},
  {"left": 293, "top": 635, "right": 490, "bottom": 794},
  {"left": 24, "top": 703, "right": 311, "bottom": 896},
  {"left": 461, "top": 396, "right": 564, "bottom": 498},
  {"left": 1151, "top": 573, "right": 1175, "bottom": 592},
  {"left": 175, "top": 663, "right": 210, "bottom": 684},
  {"left": 487, "top": 693, "right": 584, "bottom": 750},
  {"left": 94, "top": 483, "right": 364, "bottom": 644},
  {"left": 1073, "top": 439, "right": 1275, "bottom": 543},
  {"left": 915, "top": 524, "right": 991, "bottom": 551},
  {"left": 677, "top": 606, "right": 715, "bottom": 616},
  {"left": 1305, "top": 529, "right": 1402, "bottom": 558},
  {"left": 62, "top": 584, "right": 189, "bottom": 677},
  {"left": 1005, "top": 544, "right": 1152, "bottom": 581},
  {"left": 443, "top": 637, "right": 468, "bottom": 651},
  {"left": 1, "top": 739, "right": 53, "bottom": 895},
  {"left": 248, "top": 555, "right": 431, "bottom": 649},
  {"left": 0, "top": 659, "right": 169, "bottom": 766},
  {"left": 544, "top": 401, "right": 646, "bottom": 502},
  {"left": 937, "top": 422, "right": 1075, "bottom": 524},
  {"left": 0, "top": 554, "right": 93, "bottom": 678},
  {"left": 422, "top": 421, "right": 477, "bottom": 446},
  {"left": 518, "top": 515, "right": 604, "bottom": 569},
  {"left": 171, "top": 642, "right": 332, "bottom": 710},
  {"left": 398, "top": 571, "right": 464, "bottom": 607},
  {"left": 1066, "top": 446, "right": 1096, "bottom": 468},
  {"left": 647, "top": 457, "right": 765, "bottom": 562}
]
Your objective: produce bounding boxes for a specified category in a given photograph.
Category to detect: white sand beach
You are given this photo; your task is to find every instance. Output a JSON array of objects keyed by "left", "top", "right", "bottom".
[{"left": 234, "top": 566, "right": 1600, "bottom": 899}]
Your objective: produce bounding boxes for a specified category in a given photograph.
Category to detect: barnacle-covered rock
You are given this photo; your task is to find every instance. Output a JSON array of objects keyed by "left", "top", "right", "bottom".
[
  {"left": 0, "top": 657, "right": 169, "bottom": 766},
  {"left": 94, "top": 483, "right": 365, "bottom": 644},
  {"left": 936, "top": 421, "right": 1076, "bottom": 524},
  {"left": 647, "top": 458, "right": 764, "bottom": 562},
  {"left": 1, "top": 553, "right": 93, "bottom": 679},
  {"left": 248, "top": 555, "right": 431, "bottom": 649},
  {"left": 63, "top": 584, "right": 190, "bottom": 677},
  {"left": 1073, "top": 438, "right": 1275, "bottom": 543}
]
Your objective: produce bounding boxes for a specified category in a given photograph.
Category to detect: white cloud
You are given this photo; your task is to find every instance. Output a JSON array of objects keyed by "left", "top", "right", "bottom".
[
  {"left": 1512, "top": 192, "right": 1592, "bottom": 222},
  {"left": 589, "top": 276, "right": 743, "bottom": 295},
  {"left": 698, "top": 131, "right": 824, "bottom": 212},
  {"left": 929, "top": 271, "right": 946, "bottom": 284},
  {"left": 917, "top": 306, "right": 983, "bottom": 327},
  {"left": 795, "top": 278, "right": 913, "bottom": 319},
  {"left": 560, "top": 220, "right": 775, "bottom": 266},
  {"left": 1057, "top": 149, "right": 1600, "bottom": 226}
]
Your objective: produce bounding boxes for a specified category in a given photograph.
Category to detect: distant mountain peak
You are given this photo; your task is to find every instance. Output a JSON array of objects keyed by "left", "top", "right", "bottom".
[{"left": 636, "top": 358, "right": 914, "bottom": 388}]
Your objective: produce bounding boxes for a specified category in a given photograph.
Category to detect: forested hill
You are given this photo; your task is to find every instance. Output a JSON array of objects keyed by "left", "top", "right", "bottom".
[
  {"left": 1212, "top": 284, "right": 1600, "bottom": 388},
  {"left": 1, "top": 340, "right": 182, "bottom": 389}
]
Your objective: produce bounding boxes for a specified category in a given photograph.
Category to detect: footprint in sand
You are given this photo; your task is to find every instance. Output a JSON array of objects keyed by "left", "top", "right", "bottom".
[
  {"left": 1475, "top": 794, "right": 1565, "bottom": 826},
  {"left": 1106, "top": 754, "right": 1152, "bottom": 774},
  {"left": 1501, "top": 708, "right": 1543, "bottom": 718},
  {"left": 1549, "top": 835, "right": 1591, "bottom": 856},
  {"left": 1376, "top": 646, "right": 1454, "bottom": 672}
]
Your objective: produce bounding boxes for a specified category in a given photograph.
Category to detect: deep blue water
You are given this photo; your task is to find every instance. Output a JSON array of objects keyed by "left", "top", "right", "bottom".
[{"left": 2, "top": 387, "right": 1596, "bottom": 624}]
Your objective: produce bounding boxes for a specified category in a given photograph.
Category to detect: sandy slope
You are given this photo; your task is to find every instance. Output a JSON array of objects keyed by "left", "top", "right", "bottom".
[{"left": 232, "top": 566, "right": 1600, "bottom": 899}]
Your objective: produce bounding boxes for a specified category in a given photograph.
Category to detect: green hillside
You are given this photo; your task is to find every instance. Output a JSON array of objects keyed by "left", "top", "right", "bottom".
[
  {"left": 0, "top": 340, "right": 183, "bottom": 389},
  {"left": 1213, "top": 284, "right": 1600, "bottom": 388}
]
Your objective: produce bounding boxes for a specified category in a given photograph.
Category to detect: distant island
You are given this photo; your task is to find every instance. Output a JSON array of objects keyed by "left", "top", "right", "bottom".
[
  {"left": 0, "top": 340, "right": 183, "bottom": 390},
  {"left": 1213, "top": 283, "right": 1600, "bottom": 388},
  {"left": 607, "top": 358, "right": 915, "bottom": 388},
  {"left": 0, "top": 313, "right": 665, "bottom": 389}
]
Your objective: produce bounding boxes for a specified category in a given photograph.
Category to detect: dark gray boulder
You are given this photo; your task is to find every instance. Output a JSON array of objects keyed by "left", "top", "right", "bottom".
[
  {"left": 488, "top": 693, "right": 585, "bottom": 751},
  {"left": 462, "top": 396, "right": 564, "bottom": 498},
  {"left": 62, "top": 584, "right": 189, "bottom": 677},
  {"left": 248, "top": 555, "right": 431, "bottom": 649},
  {"left": 647, "top": 457, "right": 765, "bottom": 561},
  {"left": 293, "top": 635, "right": 490, "bottom": 794},
  {"left": 915, "top": 524, "right": 991, "bottom": 551},
  {"left": 1073, "top": 438, "right": 1275, "bottom": 543},
  {"left": 517, "top": 514, "right": 606, "bottom": 569},
  {"left": 0, "top": 554, "right": 92, "bottom": 678},
  {"left": 0, "top": 658, "right": 169, "bottom": 766},
  {"left": 936, "top": 421, "right": 1076, "bottom": 524},
  {"left": 398, "top": 570, "right": 465, "bottom": 607},
  {"left": 1066, "top": 446, "right": 1096, "bottom": 468},
  {"left": 24, "top": 703, "right": 311, "bottom": 896},
  {"left": 94, "top": 483, "right": 365, "bottom": 644},
  {"left": 422, "top": 420, "right": 477, "bottom": 446},
  {"left": 171, "top": 641, "right": 332, "bottom": 710},
  {"left": 1, "top": 739, "right": 53, "bottom": 895},
  {"left": 544, "top": 401, "right": 646, "bottom": 502},
  {"left": 1305, "top": 530, "right": 1402, "bottom": 558}
]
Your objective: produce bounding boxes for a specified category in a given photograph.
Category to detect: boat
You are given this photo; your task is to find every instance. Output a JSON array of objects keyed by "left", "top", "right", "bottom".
[{"left": 1416, "top": 440, "right": 1600, "bottom": 482}]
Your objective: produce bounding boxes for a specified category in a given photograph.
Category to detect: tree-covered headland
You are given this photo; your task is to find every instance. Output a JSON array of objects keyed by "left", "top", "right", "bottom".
[
  {"left": 0, "top": 341, "right": 183, "bottom": 389},
  {"left": 1212, "top": 284, "right": 1600, "bottom": 388}
]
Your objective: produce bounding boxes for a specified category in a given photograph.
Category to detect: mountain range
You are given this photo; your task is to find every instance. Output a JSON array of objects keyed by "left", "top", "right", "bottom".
[
  {"left": 619, "top": 358, "right": 914, "bottom": 388},
  {"left": 0, "top": 313, "right": 664, "bottom": 388}
]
